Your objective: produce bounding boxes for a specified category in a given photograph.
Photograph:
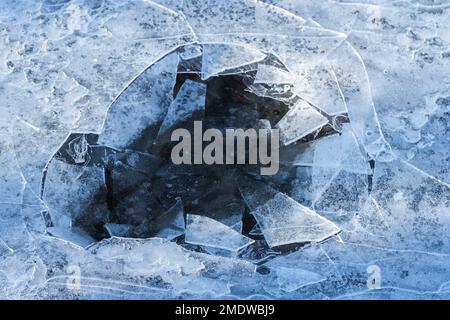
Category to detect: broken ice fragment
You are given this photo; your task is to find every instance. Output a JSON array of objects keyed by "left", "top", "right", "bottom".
[
  {"left": 201, "top": 43, "right": 266, "bottom": 80},
  {"left": 293, "top": 62, "right": 347, "bottom": 116},
  {"left": 185, "top": 214, "right": 254, "bottom": 252},
  {"left": 295, "top": 124, "right": 372, "bottom": 175},
  {"left": 156, "top": 80, "right": 206, "bottom": 141},
  {"left": 47, "top": 226, "right": 96, "bottom": 248},
  {"left": 275, "top": 99, "right": 329, "bottom": 146},
  {"left": 98, "top": 52, "right": 179, "bottom": 150},
  {"left": 152, "top": 198, "right": 185, "bottom": 240},
  {"left": 273, "top": 266, "right": 326, "bottom": 292},
  {"left": 251, "top": 193, "right": 341, "bottom": 247},
  {"left": 104, "top": 224, "right": 133, "bottom": 238},
  {"left": 328, "top": 42, "right": 392, "bottom": 159},
  {"left": 254, "top": 64, "right": 294, "bottom": 85},
  {"left": 42, "top": 159, "right": 108, "bottom": 229},
  {"left": 249, "top": 224, "right": 263, "bottom": 236},
  {"left": 239, "top": 178, "right": 340, "bottom": 248}
]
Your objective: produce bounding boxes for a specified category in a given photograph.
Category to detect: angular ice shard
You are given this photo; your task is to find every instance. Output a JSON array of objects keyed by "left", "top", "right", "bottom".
[
  {"left": 275, "top": 99, "right": 329, "bottom": 146},
  {"left": 156, "top": 80, "right": 206, "bottom": 140},
  {"left": 98, "top": 52, "right": 179, "bottom": 150},
  {"left": 254, "top": 64, "right": 294, "bottom": 85},
  {"left": 42, "top": 159, "right": 108, "bottom": 229},
  {"left": 185, "top": 214, "right": 254, "bottom": 252},
  {"left": 273, "top": 266, "right": 326, "bottom": 292},
  {"left": 239, "top": 179, "right": 340, "bottom": 247},
  {"left": 295, "top": 124, "right": 372, "bottom": 175},
  {"left": 328, "top": 42, "right": 392, "bottom": 159},
  {"left": 47, "top": 226, "right": 96, "bottom": 248},
  {"left": 251, "top": 193, "right": 341, "bottom": 247},
  {"left": 201, "top": 43, "right": 266, "bottom": 80},
  {"left": 104, "top": 224, "right": 133, "bottom": 238},
  {"left": 313, "top": 125, "right": 371, "bottom": 174},
  {"left": 293, "top": 61, "right": 348, "bottom": 116},
  {"left": 152, "top": 199, "right": 185, "bottom": 240}
]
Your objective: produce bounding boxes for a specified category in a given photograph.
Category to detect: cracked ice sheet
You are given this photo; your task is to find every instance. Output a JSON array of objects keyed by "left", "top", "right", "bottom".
[
  {"left": 293, "top": 61, "right": 348, "bottom": 116},
  {"left": 166, "top": 0, "right": 347, "bottom": 74},
  {"left": 1, "top": 0, "right": 196, "bottom": 197},
  {"left": 342, "top": 158, "right": 450, "bottom": 254},
  {"left": 1, "top": 0, "right": 450, "bottom": 301},
  {"left": 328, "top": 41, "right": 392, "bottom": 160},
  {"left": 295, "top": 124, "right": 372, "bottom": 175}
]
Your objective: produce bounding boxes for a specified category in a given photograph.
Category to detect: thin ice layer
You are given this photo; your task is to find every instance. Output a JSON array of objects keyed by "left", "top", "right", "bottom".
[
  {"left": 185, "top": 214, "right": 254, "bottom": 252},
  {"left": 88, "top": 237, "right": 256, "bottom": 296},
  {"left": 275, "top": 99, "right": 329, "bottom": 146}
]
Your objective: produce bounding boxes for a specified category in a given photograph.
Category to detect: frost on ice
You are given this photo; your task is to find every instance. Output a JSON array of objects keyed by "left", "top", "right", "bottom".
[{"left": 1, "top": 0, "right": 450, "bottom": 300}]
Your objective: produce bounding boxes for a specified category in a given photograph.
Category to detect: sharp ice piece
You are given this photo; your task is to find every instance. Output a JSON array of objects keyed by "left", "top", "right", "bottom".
[
  {"left": 295, "top": 124, "right": 372, "bottom": 175},
  {"left": 251, "top": 193, "right": 341, "bottom": 247},
  {"left": 239, "top": 178, "right": 340, "bottom": 248},
  {"left": 273, "top": 266, "right": 326, "bottom": 292},
  {"left": 156, "top": 80, "right": 206, "bottom": 140},
  {"left": 254, "top": 64, "right": 294, "bottom": 85},
  {"left": 98, "top": 52, "right": 179, "bottom": 150},
  {"left": 275, "top": 99, "right": 329, "bottom": 146},
  {"left": 313, "top": 125, "right": 371, "bottom": 174},
  {"left": 104, "top": 223, "right": 133, "bottom": 237},
  {"left": 47, "top": 226, "right": 96, "bottom": 248},
  {"left": 249, "top": 224, "right": 263, "bottom": 236},
  {"left": 238, "top": 240, "right": 279, "bottom": 264},
  {"left": 185, "top": 214, "right": 254, "bottom": 252},
  {"left": 201, "top": 43, "right": 266, "bottom": 80},
  {"left": 42, "top": 159, "right": 108, "bottom": 229},
  {"left": 152, "top": 198, "right": 185, "bottom": 240},
  {"left": 293, "top": 61, "right": 347, "bottom": 116}
]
